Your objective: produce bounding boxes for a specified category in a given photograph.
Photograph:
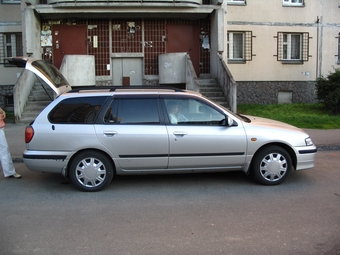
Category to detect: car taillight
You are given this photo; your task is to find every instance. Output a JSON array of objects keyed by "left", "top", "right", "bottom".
[{"left": 25, "top": 126, "right": 34, "bottom": 143}]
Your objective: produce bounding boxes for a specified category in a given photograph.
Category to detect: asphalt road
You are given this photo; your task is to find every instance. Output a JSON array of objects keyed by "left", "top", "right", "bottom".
[{"left": 0, "top": 151, "right": 340, "bottom": 255}]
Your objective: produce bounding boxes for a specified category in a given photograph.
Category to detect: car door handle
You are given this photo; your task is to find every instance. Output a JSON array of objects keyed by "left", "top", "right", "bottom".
[
  {"left": 173, "top": 131, "right": 188, "bottom": 137},
  {"left": 103, "top": 131, "right": 118, "bottom": 137}
]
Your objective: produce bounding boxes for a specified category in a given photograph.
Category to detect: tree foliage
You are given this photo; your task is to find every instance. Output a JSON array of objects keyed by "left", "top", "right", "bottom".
[{"left": 316, "top": 69, "right": 340, "bottom": 115}]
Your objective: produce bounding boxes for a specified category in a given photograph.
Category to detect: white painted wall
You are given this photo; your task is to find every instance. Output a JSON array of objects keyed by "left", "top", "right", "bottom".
[
  {"left": 0, "top": 3, "right": 22, "bottom": 86},
  {"left": 60, "top": 55, "right": 96, "bottom": 86},
  {"left": 226, "top": 0, "right": 340, "bottom": 81}
]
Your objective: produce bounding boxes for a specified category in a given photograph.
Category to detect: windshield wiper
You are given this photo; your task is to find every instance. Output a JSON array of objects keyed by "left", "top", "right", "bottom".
[{"left": 236, "top": 113, "right": 251, "bottom": 123}]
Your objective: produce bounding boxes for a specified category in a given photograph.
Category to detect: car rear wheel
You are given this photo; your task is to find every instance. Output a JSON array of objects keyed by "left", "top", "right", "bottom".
[
  {"left": 251, "top": 146, "right": 292, "bottom": 185},
  {"left": 69, "top": 151, "right": 113, "bottom": 192}
]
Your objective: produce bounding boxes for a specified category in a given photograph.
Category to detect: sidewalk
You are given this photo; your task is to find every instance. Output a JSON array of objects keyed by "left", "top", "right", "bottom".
[
  {"left": 4, "top": 124, "right": 26, "bottom": 162},
  {"left": 2, "top": 123, "right": 340, "bottom": 162},
  {"left": 303, "top": 129, "right": 340, "bottom": 151}
]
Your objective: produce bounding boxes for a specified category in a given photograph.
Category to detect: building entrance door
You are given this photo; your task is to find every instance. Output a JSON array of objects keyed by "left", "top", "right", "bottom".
[
  {"left": 112, "top": 58, "right": 143, "bottom": 86},
  {"left": 166, "top": 24, "right": 200, "bottom": 75},
  {"left": 52, "top": 25, "right": 88, "bottom": 69}
]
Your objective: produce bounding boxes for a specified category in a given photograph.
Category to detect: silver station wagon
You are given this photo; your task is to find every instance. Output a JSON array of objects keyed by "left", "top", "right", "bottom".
[{"left": 9, "top": 58, "right": 317, "bottom": 192}]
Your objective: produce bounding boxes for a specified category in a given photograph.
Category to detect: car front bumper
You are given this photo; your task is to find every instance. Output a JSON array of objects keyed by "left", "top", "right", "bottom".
[{"left": 295, "top": 145, "right": 317, "bottom": 170}]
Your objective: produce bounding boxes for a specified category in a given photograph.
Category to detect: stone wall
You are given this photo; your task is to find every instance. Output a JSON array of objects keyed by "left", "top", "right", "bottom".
[
  {"left": 0, "top": 85, "right": 14, "bottom": 109},
  {"left": 237, "top": 81, "right": 317, "bottom": 104}
]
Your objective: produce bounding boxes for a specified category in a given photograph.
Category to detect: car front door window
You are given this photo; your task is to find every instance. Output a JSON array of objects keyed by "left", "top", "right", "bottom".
[{"left": 164, "top": 98, "right": 225, "bottom": 125}]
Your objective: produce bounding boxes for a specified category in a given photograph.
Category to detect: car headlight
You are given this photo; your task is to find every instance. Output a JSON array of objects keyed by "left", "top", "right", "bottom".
[{"left": 305, "top": 137, "right": 313, "bottom": 146}]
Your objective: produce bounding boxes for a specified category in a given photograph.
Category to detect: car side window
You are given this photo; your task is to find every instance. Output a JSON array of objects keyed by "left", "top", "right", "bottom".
[
  {"left": 104, "top": 98, "right": 160, "bottom": 124},
  {"left": 164, "top": 98, "right": 225, "bottom": 125},
  {"left": 49, "top": 96, "right": 105, "bottom": 124}
]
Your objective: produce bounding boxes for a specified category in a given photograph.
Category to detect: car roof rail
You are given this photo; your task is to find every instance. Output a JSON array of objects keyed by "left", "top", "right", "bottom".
[{"left": 68, "top": 86, "right": 185, "bottom": 93}]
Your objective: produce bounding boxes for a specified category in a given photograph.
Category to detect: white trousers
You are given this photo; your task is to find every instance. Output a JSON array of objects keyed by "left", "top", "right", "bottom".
[{"left": 0, "top": 128, "right": 16, "bottom": 177}]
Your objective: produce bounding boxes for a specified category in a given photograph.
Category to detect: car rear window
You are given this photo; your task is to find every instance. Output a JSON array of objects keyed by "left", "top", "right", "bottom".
[{"left": 49, "top": 96, "right": 106, "bottom": 124}]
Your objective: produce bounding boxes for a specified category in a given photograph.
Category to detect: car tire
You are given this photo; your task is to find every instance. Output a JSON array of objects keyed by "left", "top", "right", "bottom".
[
  {"left": 251, "top": 146, "right": 292, "bottom": 185},
  {"left": 69, "top": 151, "right": 114, "bottom": 192}
]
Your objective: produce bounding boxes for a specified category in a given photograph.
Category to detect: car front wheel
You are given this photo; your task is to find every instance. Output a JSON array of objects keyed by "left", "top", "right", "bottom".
[
  {"left": 251, "top": 146, "right": 292, "bottom": 185},
  {"left": 69, "top": 151, "right": 114, "bottom": 192}
]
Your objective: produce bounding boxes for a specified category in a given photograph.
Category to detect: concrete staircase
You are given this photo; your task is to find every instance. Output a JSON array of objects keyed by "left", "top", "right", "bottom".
[
  {"left": 18, "top": 83, "right": 55, "bottom": 124},
  {"left": 197, "top": 77, "right": 229, "bottom": 108}
]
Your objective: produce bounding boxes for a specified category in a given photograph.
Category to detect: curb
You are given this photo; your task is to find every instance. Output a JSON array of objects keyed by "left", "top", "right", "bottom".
[{"left": 316, "top": 145, "right": 340, "bottom": 151}]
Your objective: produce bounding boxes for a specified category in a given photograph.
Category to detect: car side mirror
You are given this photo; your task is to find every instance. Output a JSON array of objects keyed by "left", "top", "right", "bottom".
[
  {"left": 221, "top": 116, "right": 235, "bottom": 126},
  {"left": 227, "top": 116, "right": 234, "bottom": 126}
]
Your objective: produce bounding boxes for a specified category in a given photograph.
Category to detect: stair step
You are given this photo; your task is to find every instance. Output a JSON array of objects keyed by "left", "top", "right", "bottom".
[
  {"left": 21, "top": 102, "right": 49, "bottom": 111},
  {"left": 200, "top": 87, "right": 221, "bottom": 91},
  {"left": 199, "top": 74, "right": 211, "bottom": 79},
  {"left": 196, "top": 77, "right": 229, "bottom": 109},
  {"left": 201, "top": 91, "right": 225, "bottom": 97},
  {"left": 197, "top": 79, "right": 218, "bottom": 86},
  {"left": 17, "top": 84, "right": 54, "bottom": 124},
  {"left": 28, "top": 95, "right": 54, "bottom": 101}
]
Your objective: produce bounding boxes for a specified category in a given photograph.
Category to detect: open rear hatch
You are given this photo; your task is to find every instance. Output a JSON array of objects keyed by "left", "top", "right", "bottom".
[{"left": 5, "top": 57, "right": 72, "bottom": 96}]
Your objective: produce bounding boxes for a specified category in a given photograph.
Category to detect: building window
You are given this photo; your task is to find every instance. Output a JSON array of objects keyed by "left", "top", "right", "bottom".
[
  {"left": 0, "top": 33, "right": 23, "bottom": 65},
  {"left": 5, "top": 96, "right": 14, "bottom": 107},
  {"left": 276, "top": 32, "right": 309, "bottom": 63},
  {"left": 338, "top": 33, "right": 340, "bottom": 64},
  {"left": 227, "top": 0, "right": 246, "bottom": 5},
  {"left": 227, "top": 31, "right": 252, "bottom": 63},
  {"left": 1, "top": 0, "right": 21, "bottom": 3},
  {"left": 283, "top": 0, "right": 304, "bottom": 6}
]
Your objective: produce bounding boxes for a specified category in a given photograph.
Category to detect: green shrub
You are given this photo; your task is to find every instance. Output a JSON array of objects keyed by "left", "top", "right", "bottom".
[{"left": 316, "top": 69, "right": 340, "bottom": 115}]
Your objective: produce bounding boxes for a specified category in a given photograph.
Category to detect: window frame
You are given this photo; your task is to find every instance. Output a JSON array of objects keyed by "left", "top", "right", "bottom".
[
  {"left": 282, "top": 0, "right": 304, "bottom": 7},
  {"left": 116, "top": 98, "right": 161, "bottom": 125},
  {"left": 0, "top": 32, "right": 23, "bottom": 66},
  {"left": 48, "top": 96, "right": 108, "bottom": 124},
  {"left": 227, "top": 0, "right": 246, "bottom": 5},
  {"left": 227, "top": 31, "right": 253, "bottom": 63},
  {"left": 163, "top": 97, "right": 226, "bottom": 126},
  {"left": 276, "top": 32, "right": 310, "bottom": 63},
  {"left": 337, "top": 33, "right": 340, "bottom": 65},
  {"left": 1, "top": 0, "right": 21, "bottom": 4}
]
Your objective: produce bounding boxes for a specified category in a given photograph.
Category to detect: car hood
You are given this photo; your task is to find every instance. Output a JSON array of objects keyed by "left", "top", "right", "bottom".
[
  {"left": 244, "top": 115, "right": 303, "bottom": 132},
  {"left": 240, "top": 114, "right": 313, "bottom": 147},
  {"left": 5, "top": 57, "right": 72, "bottom": 95}
]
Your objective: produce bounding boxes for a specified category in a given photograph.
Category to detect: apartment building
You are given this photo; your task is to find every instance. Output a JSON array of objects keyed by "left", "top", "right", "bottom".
[
  {"left": 1, "top": 0, "right": 339, "bottom": 111},
  {"left": 227, "top": 0, "right": 340, "bottom": 104},
  {"left": 0, "top": 0, "right": 22, "bottom": 110}
]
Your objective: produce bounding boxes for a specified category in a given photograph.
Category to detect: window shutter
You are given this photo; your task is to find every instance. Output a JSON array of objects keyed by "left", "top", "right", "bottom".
[
  {"left": 302, "top": 32, "right": 310, "bottom": 61},
  {"left": 245, "top": 31, "right": 253, "bottom": 61}
]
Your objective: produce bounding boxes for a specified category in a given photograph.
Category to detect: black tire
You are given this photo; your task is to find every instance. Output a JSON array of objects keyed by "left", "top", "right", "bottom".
[
  {"left": 251, "top": 146, "right": 292, "bottom": 185},
  {"left": 69, "top": 151, "right": 114, "bottom": 192}
]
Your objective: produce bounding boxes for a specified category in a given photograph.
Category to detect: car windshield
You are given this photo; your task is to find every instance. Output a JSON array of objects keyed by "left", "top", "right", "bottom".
[
  {"left": 32, "top": 60, "right": 69, "bottom": 88},
  {"left": 212, "top": 101, "right": 251, "bottom": 123}
]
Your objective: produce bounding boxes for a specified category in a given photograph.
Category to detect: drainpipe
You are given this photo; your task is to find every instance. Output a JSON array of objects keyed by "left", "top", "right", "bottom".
[{"left": 317, "top": 0, "right": 324, "bottom": 78}]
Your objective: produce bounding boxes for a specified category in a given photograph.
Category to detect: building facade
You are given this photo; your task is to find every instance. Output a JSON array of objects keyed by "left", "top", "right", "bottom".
[
  {"left": 0, "top": 0, "right": 22, "bottom": 110},
  {"left": 226, "top": 0, "right": 340, "bottom": 104},
  {"left": 1, "top": 0, "right": 340, "bottom": 110},
  {"left": 20, "top": 0, "right": 226, "bottom": 84}
]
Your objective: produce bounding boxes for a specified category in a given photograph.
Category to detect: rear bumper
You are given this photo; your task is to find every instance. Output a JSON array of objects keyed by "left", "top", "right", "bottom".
[{"left": 23, "top": 150, "right": 70, "bottom": 174}]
